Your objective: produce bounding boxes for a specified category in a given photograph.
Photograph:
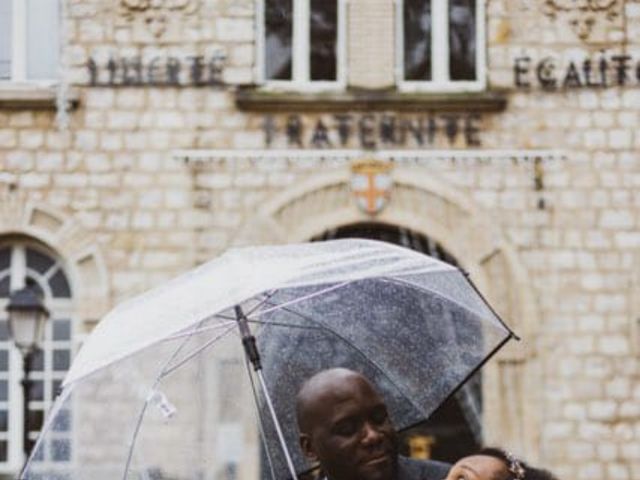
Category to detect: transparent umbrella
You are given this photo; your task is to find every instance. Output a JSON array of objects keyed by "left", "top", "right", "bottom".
[{"left": 21, "top": 239, "right": 516, "bottom": 480}]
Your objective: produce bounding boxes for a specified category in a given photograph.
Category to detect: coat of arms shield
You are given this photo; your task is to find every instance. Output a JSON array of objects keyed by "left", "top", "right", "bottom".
[{"left": 350, "top": 159, "right": 394, "bottom": 215}]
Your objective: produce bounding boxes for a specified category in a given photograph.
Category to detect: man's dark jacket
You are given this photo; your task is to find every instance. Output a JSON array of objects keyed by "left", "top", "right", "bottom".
[{"left": 397, "top": 455, "right": 450, "bottom": 480}]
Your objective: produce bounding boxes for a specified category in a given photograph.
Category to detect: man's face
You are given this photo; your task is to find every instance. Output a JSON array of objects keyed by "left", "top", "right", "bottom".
[{"left": 300, "top": 375, "right": 398, "bottom": 480}]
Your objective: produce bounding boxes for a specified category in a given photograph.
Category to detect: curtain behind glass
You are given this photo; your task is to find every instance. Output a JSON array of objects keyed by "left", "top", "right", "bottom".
[
  {"left": 265, "top": 0, "right": 293, "bottom": 80},
  {"left": 0, "top": 0, "right": 11, "bottom": 80},
  {"left": 27, "top": 0, "right": 59, "bottom": 80},
  {"left": 449, "top": 0, "right": 476, "bottom": 80},
  {"left": 404, "top": 0, "right": 431, "bottom": 81},
  {"left": 310, "top": 0, "right": 337, "bottom": 81}
]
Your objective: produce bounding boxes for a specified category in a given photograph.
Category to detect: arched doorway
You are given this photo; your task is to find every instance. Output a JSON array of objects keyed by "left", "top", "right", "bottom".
[{"left": 312, "top": 222, "right": 482, "bottom": 462}]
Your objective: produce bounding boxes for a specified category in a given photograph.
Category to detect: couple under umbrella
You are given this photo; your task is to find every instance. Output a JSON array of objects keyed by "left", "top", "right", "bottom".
[{"left": 21, "top": 239, "right": 519, "bottom": 480}]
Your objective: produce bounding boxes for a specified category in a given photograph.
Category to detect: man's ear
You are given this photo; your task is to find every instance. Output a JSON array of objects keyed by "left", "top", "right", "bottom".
[{"left": 299, "top": 433, "right": 318, "bottom": 462}]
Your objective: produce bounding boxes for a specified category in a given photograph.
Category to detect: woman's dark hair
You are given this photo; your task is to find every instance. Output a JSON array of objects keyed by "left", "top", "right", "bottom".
[{"left": 478, "top": 447, "right": 560, "bottom": 480}]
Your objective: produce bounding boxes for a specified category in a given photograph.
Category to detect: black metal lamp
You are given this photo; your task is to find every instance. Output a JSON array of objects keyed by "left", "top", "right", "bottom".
[
  {"left": 5, "top": 283, "right": 50, "bottom": 458},
  {"left": 6, "top": 284, "right": 49, "bottom": 354}
]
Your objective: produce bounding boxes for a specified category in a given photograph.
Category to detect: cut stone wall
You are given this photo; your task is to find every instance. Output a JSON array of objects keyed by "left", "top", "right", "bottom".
[{"left": 0, "top": 0, "right": 638, "bottom": 479}]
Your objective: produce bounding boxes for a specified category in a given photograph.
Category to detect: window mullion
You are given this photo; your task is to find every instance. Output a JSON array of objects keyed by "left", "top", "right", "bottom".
[
  {"left": 256, "top": 0, "right": 266, "bottom": 83},
  {"left": 337, "top": 0, "right": 347, "bottom": 85},
  {"left": 476, "top": 0, "right": 487, "bottom": 89},
  {"left": 9, "top": 246, "right": 25, "bottom": 292},
  {"left": 293, "top": 0, "right": 310, "bottom": 83},
  {"left": 431, "top": 0, "right": 448, "bottom": 85},
  {"left": 11, "top": 0, "right": 26, "bottom": 81}
]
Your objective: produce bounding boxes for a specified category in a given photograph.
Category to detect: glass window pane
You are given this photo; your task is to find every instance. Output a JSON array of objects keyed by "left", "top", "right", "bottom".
[
  {"left": 0, "top": 350, "right": 8, "bottom": 371},
  {"left": 0, "top": 276, "right": 9, "bottom": 298},
  {"left": 52, "top": 379, "right": 62, "bottom": 397},
  {"left": 0, "top": 0, "right": 11, "bottom": 80},
  {"left": 53, "top": 350, "right": 70, "bottom": 371},
  {"left": 310, "top": 0, "right": 337, "bottom": 81},
  {"left": 0, "top": 247, "right": 10, "bottom": 271},
  {"left": 0, "top": 380, "right": 7, "bottom": 401},
  {"left": 53, "top": 319, "right": 71, "bottom": 341},
  {"left": 28, "top": 409, "right": 44, "bottom": 432},
  {"left": 449, "top": 0, "right": 476, "bottom": 80},
  {"left": 31, "top": 348, "right": 44, "bottom": 371},
  {"left": 26, "top": 277, "right": 45, "bottom": 298},
  {"left": 49, "top": 269, "right": 71, "bottom": 298},
  {"left": 404, "top": 0, "right": 431, "bottom": 80},
  {"left": 31, "top": 439, "right": 44, "bottom": 461},
  {"left": 28, "top": 380, "right": 44, "bottom": 401},
  {"left": 265, "top": 0, "right": 292, "bottom": 80},
  {"left": 51, "top": 438, "right": 71, "bottom": 462},
  {"left": 26, "top": 0, "right": 60, "bottom": 80},
  {"left": 0, "top": 440, "right": 6, "bottom": 462},
  {"left": 52, "top": 409, "right": 70, "bottom": 432},
  {"left": 0, "top": 321, "right": 8, "bottom": 341},
  {"left": 26, "top": 248, "right": 55, "bottom": 275},
  {"left": 0, "top": 411, "right": 7, "bottom": 432}
]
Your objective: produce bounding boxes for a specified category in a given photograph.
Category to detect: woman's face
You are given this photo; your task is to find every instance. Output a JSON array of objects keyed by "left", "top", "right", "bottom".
[{"left": 444, "top": 455, "right": 509, "bottom": 480}]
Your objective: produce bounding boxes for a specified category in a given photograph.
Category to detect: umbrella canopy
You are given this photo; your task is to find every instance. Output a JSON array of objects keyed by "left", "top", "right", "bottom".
[{"left": 22, "top": 239, "right": 515, "bottom": 480}]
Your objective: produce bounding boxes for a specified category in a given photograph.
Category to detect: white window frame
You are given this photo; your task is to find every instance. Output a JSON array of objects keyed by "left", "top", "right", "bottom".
[
  {"left": 1, "top": 0, "right": 60, "bottom": 85},
  {"left": 396, "top": 0, "right": 486, "bottom": 92},
  {"left": 0, "top": 242, "right": 74, "bottom": 476},
  {"left": 256, "top": 0, "right": 347, "bottom": 92}
]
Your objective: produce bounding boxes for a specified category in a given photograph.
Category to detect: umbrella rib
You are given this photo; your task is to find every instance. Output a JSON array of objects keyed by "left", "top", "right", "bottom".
[
  {"left": 162, "top": 320, "right": 237, "bottom": 341},
  {"left": 159, "top": 323, "right": 237, "bottom": 379},
  {"left": 251, "top": 281, "right": 353, "bottom": 318}
]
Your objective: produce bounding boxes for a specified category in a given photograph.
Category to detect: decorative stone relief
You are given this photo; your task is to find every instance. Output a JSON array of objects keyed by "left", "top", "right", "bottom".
[
  {"left": 118, "top": 0, "right": 201, "bottom": 39},
  {"left": 542, "top": 0, "right": 622, "bottom": 42}
]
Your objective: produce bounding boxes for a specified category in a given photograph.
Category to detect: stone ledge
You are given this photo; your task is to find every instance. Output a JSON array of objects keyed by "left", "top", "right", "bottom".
[
  {"left": 0, "top": 84, "right": 80, "bottom": 111},
  {"left": 235, "top": 88, "right": 508, "bottom": 113}
]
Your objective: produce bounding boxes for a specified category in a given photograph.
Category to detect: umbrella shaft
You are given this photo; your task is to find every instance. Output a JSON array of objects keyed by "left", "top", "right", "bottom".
[{"left": 235, "top": 305, "right": 262, "bottom": 370}]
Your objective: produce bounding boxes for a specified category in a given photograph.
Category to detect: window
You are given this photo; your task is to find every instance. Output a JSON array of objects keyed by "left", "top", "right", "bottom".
[
  {"left": 0, "top": 242, "right": 73, "bottom": 474},
  {"left": 398, "top": 0, "right": 485, "bottom": 91},
  {"left": 0, "top": 0, "right": 60, "bottom": 82},
  {"left": 258, "top": 0, "right": 346, "bottom": 89}
]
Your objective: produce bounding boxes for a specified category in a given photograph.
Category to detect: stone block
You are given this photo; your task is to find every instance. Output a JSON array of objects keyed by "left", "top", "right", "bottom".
[
  {"left": 107, "top": 111, "right": 139, "bottom": 130},
  {"left": 215, "top": 18, "right": 254, "bottom": 42},
  {"left": 597, "top": 335, "right": 630, "bottom": 355},
  {"left": 0, "top": 129, "right": 17, "bottom": 148},
  {"left": 100, "top": 133, "right": 123, "bottom": 151},
  {"left": 577, "top": 462, "right": 603, "bottom": 480},
  {"left": 588, "top": 400, "right": 618, "bottom": 421},
  {"left": 19, "top": 130, "right": 44, "bottom": 149},
  {"left": 8, "top": 112, "right": 34, "bottom": 127},
  {"left": 19, "top": 172, "right": 49, "bottom": 188},
  {"left": 608, "top": 129, "right": 632, "bottom": 149},
  {"left": 599, "top": 210, "right": 634, "bottom": 229},
  {"left": 37, "top": 153, "right": 64, "bottom": 171},
  {"left": 85, "top": 89, "right": 115, "bottom": 109},
  {"left": 75, "top": 130, "right": 98, "bottom": 151}
]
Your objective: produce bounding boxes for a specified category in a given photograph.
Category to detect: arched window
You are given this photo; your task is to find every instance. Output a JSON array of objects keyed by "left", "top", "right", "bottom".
[{"left": 0, "top": 240, "right": 73, "bottom": 473}]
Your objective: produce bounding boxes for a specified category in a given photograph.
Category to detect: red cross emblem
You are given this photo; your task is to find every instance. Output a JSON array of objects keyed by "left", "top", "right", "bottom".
[{"left": 350, "top": 159, "right": 394, "bottom": 216}]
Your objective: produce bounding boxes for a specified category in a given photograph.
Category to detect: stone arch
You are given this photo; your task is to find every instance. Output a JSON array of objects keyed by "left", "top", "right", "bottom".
[
  {"left": 236, "top": 166, "right": 542, "bottom": 459},
  {"left": 0, "top": 187, "right": 110, "bottom": 329}
]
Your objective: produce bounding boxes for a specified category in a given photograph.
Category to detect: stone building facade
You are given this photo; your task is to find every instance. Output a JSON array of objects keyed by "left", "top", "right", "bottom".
[{"left": 0, "top": 0, "right": 639, "bottom": 479}]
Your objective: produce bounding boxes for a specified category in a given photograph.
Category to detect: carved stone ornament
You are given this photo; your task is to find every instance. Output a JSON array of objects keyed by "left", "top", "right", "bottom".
[
  {"left": 542, "top": 0, "right": 622, "bottom": 41},
  {"left": 119, "top": 0, "right": 200, "bottom": 38}
]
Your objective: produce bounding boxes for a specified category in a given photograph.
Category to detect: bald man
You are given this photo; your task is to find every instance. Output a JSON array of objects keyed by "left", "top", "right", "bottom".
[{"left": 296, "top": 368, "right": 449, "bottom": 480}]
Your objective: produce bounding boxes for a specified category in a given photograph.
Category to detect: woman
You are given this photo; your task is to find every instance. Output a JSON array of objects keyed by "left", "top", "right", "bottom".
[{"left": 444, "top": 448, "right": 559, "bottom": 480}]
